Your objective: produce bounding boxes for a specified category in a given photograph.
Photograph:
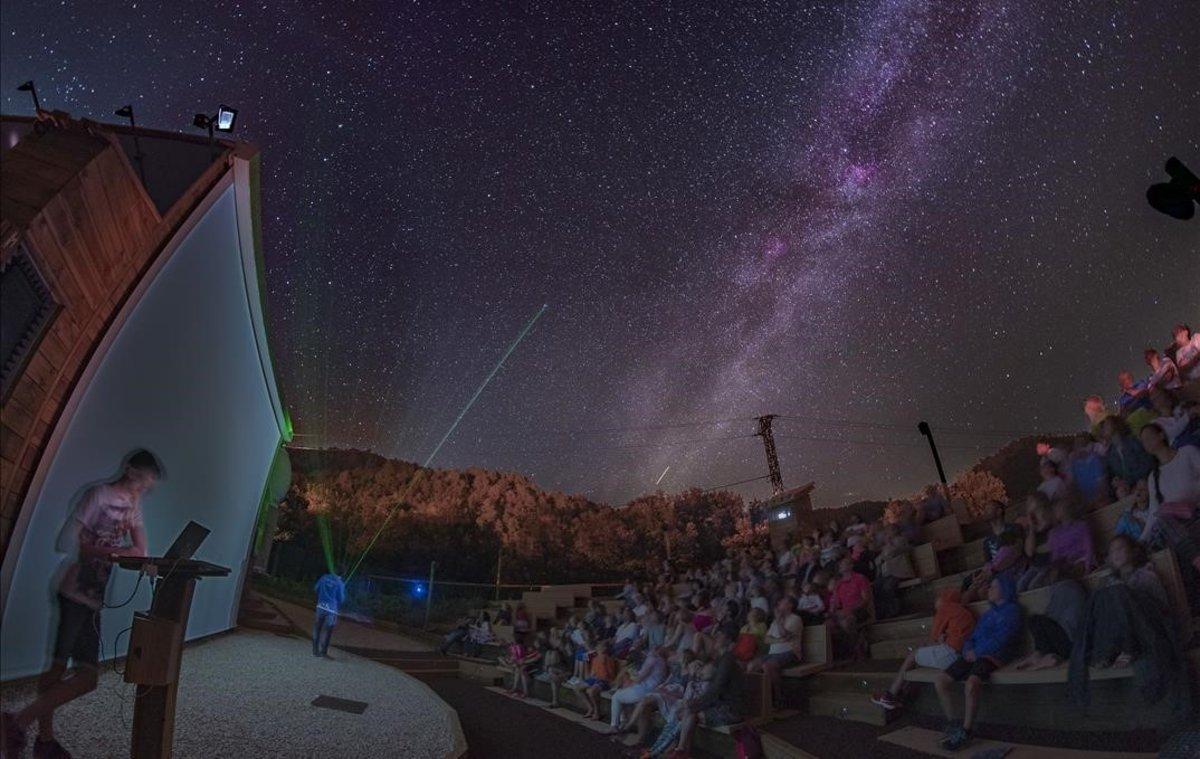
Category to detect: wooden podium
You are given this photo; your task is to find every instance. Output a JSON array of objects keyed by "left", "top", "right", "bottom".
[{"left": 116, "top": 557, "right": 229, "bottom": 759}]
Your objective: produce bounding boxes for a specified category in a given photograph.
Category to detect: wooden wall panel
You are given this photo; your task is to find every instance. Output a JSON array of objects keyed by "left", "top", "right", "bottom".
[{"left": 0, "top": 118, "right": 212, "bottom": 558}]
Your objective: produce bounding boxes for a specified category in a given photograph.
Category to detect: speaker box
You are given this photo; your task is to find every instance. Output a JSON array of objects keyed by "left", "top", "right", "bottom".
[{"left": 123, "top": 612, "right": 182, "bottom": 686}]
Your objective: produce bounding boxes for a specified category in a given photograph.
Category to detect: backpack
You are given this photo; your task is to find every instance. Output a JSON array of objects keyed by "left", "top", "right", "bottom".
[{"left": 733, "top": 724, "right": 763, "bottom": 759}]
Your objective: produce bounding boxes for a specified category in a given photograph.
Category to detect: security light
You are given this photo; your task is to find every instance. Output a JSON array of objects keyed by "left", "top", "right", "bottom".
[
  {"left": 16, "top": 80, "right": 41, "bottom": 111},
  {"left": 215, "top": 105, "right": 237, "bottom": 132},
  {"left": 1147, "top": 157, "right": 1199, "bottom": 221}
]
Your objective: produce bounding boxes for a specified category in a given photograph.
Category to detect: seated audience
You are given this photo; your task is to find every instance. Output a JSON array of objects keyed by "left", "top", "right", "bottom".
[
  {"left": 606, "top": 644, "right": 668, "bottom": 731},
  {"left": 829, "top": 556, "right": 872, "bottom": 660},
  {"left": 1067, "top": 435, "right": 1108, "bottom": 507},
  {"left": 666, "top": 626, "right": 743, "bottom": 757},
  {"left": 732, "top": 607, "right": 767, "bottom": 663},
  {"left": 1145, "top": 348, "right": 1182, "bottom": 391},
  {"left": 794, "top": 580, "right": 826, "bottom": 624},
  {"left": 1114, "top": 479, "right": 1151, "bottom": 542},
  {"left": 1037, "top": 459, "right": 1067, "bottom": 501},
  {"left": 1013, "top": 579, "right": 1087, "bottom": 671},
  {"left": 933, "top": 576, "right": 1022, "bottom": 752},
  {"left": 1018, "top": 494, "right": 1055, "bottom": 592},
  {"left": 1069, "top": 536, "right": 1190, "bottom": 714},
  {"left": 1116, "top": 371, "right": 1151, "bottom": 416},
  {"left": 464, "top": 611, "right": 493, "bottom": 657},
  {"left": 1101, "top": 415, "right": 1153, "bottom": 490},
  {"left": 1083, "top": 394, "right": 1109, "bottom": 434},
  {"left": 1168, "top": 323, "right": 1200, "bottom": 382},
  {"left": 574, "top": 641, "right": 618, "bottom": 720},
  {"left": 873, "top": 524, "right": 915, "bottom": 619},
  {"left": 871, "top": 587, "right": 975, "bottom": 711},
  {"left": 1046, "top": 495, "right": 1096, "bottom": 578},
  {"left": 1138, "top": 423, "right": 1200, "bottom": 577},
  {"left": 752, "top": 597, "right": 804, "bottom": 707}
]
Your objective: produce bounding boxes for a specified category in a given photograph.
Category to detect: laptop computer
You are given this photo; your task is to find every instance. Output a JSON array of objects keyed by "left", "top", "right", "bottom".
[{"left": 163, "top": 521, "right": 210, "bottom": 560}]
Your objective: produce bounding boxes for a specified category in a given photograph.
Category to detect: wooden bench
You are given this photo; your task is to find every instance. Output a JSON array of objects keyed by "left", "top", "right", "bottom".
[
  {"left": 781, "top": 625, "right": 832, "bottom": 679},
  {"left": 911, "top": 542, "right": 940, "bottom": 581},
  {"left": 920, "top": 514, "right": 964, "bottom": 552},
  {"left": 905, "top": 662, "right": 1134, "bottom": 686},
  {"left": 887, "top": 549, "right": 1191, "bottom": 659}
]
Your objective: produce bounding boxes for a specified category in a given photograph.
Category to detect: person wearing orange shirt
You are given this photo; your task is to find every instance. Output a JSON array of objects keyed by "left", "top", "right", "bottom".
[{"left": 871, "top": 587, "right": 976, "bottom": 711}]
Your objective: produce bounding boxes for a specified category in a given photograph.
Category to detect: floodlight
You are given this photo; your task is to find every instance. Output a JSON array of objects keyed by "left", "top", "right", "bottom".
[
  {"left": 115, "top": 105, "right": 133, "bottom": 119},
  {"left": 1147, "top": 157, "right": 1199, "bottom": 221},
  {"left": 16, "top": 79, "right": 41, "bottom": 111},
  {"left": 192, "top": 113, "right": 212, "bottom": 130},
  {"left": 215, "top": 105, "right": 237, "bottom": 132}
]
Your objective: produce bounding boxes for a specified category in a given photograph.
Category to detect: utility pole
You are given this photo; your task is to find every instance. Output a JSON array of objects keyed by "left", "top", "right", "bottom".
[
  {"left": 756, "top": 414, "right": 784, "bottom": 495},
  {"left": 917, "top": 421, "right": 953, "bottom": 504}
]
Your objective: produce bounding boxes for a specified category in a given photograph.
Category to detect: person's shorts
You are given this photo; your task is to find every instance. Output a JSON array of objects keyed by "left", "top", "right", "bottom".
[
  {"left": 54, "top": 594, "right": 100, "bottom": 667},
  {"left": 574, "top": 649, "right": 589, "bottom": 662},
  {"left": 914, "top": 643, "right": 959, "bottom": 670},
  {"left": 762, "top": 650, "right": 799, "bottom": 669},
  {"left": 944, "top": 656, "right": 1000, "bottom": 682},
  {"left": 583, "top": 677, "right": 610, "bottom": 689}
]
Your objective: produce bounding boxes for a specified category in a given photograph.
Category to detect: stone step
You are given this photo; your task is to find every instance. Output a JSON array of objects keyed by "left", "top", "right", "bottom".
[
  {"left": 865, "top": 614, "right": 932, "bottom": 643},
  {"left": 804, "top": 665, "right": 901, "bottom": 697},
  {"left": 804, "top": 692, "right": 896, "bottom": 727},
  {"left": 869, "top": 636, "right": 926, "bottom": 660}
]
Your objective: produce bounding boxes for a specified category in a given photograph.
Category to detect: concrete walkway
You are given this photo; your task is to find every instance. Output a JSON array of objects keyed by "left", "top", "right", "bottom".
[{"left": 0, "top": 630, "right": 465, "bottom": 758}]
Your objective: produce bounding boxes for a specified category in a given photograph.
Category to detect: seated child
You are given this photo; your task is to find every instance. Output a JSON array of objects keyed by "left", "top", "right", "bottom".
[
  {"left": 1114, "top": 479, "right": 1151, "bottom": 541},
  {"left": 575, "top": 641, "right": 618, "bottom": 720},
  {"left": 795, "top": 581, "right": 826, "bottom": 624},
  {"left": 933, "top": 576, "right": 1022, "bottom": 752},
  {"left": 872, "top": 587, "right": 976, "bottom": 710},
  {"left": 732, "top": 607, "right": 768, "bottom": 663}
]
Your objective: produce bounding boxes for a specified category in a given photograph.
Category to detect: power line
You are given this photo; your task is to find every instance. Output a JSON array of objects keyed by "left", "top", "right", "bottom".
[
  {"left": 774, "top": 414, "right": 1041, "bottom": 438},
  {"left": 774, "top": 433, "right": 988, "bottom": 451},
  {"left": 702, "top": 473, "right": 772, "bottom": 492}
]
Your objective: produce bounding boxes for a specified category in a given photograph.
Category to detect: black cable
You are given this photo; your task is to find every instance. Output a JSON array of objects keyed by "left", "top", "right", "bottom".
[
  {"left": 774, "top": 433, "right": 988, "bottom": 450},
  {"left": 102, "top": 571, "right": 145, "bottom": 610},
  {"left": 701, "top": 474, "right": 772, "bottom": 492}
]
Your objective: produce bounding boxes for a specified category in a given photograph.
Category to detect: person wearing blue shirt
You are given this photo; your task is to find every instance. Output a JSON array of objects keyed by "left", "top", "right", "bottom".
[
  {"left": 313, "top": 570, "right": 347, "bottom": 658},
  {"left": 933, "top": 574, "right": 1021, "bottom": 752}
]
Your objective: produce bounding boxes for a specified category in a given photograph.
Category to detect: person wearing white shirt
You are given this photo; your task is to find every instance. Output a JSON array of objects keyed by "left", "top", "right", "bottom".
[{"left": 1138, "top": 423, "right": 1200, "bottom": 575}]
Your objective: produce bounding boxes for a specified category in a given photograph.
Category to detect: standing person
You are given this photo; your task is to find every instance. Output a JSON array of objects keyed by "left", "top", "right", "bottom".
[
  {"left": 1168, "top": 323, "right": 1200, "bottom": 382},
  {"left": 1145, "top": 349, "right": 1183, "bottom": 392},
  {"left": 313, "top": 567, "right": 347, "bottom": 658},
  {"left": 2, "top": 450, "right": 161, "bottom": 759},
  {"left": 1101, "top": 416, "right": 1154, "bottom": 493}
]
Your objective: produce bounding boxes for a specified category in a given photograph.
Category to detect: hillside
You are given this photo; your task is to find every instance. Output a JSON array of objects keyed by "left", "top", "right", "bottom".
[{"left": 276, "top": 430, "right": 1052, "bottom": 583}]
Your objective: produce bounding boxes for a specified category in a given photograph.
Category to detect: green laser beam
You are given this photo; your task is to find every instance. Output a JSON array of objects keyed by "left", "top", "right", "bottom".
[
  {"left": 317, "top": 513, "right": 337, "bottom": 574},
  {"left": 344, "top": 303, "right": 548, "bottom": 580}
]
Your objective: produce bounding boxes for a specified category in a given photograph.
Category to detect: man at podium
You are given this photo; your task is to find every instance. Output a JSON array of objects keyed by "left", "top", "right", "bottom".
[{"left": 2, "top": 450, "right": 162, "bottom": 759}]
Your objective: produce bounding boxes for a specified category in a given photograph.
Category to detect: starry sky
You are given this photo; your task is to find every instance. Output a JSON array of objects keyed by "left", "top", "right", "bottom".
[{"left": 3, "top": 1, "right": 1198, "bottom": 508}]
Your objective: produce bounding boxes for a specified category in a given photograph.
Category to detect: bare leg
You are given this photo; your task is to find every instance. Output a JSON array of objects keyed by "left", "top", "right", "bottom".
[
  {"left": 1029, "top": 653, "right": 1059, "bottom": 671},
  {"left": 634, "top": 702, "right": 657, "bottom": 744},
  {"left": 620, "top": 698, "right": 646, "bottom": 731},
  {"left": 889, "top": 651, "right": 917, "bottom": 695},
  {"left": 763, "top": 659, "right": 783, "bottom": 708},
  {"left": 676, "top": 709, "right": 698, "bottom": 753},
  {"left": 963, "top": 675, "right": 982, "bottom": 731},
  {"left": 14, "top": 664, "right": 97, "bottom": 737},
  {"left": 933, "top": 672, "right": 955, "bottom": 722}
]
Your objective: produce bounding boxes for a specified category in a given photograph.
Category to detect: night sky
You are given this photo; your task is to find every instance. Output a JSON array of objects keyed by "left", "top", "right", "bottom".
[{"left": 3, "top": 1, "right": 1197, "bottom": 508}]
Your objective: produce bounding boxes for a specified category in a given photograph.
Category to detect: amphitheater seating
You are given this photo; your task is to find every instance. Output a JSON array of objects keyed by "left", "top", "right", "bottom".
[{"left": 919, "top": 514, "right": 964, "bottom": 551}]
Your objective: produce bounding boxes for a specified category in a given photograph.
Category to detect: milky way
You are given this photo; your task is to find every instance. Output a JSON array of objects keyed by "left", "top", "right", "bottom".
[{"left": 2, "top": 1, "right": 1197, "bottom": 507}]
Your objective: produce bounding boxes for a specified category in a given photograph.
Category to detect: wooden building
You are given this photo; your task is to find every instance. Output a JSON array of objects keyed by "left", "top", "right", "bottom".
[{"left": 0, "top": 112, "right": 291, "bottom": 679}]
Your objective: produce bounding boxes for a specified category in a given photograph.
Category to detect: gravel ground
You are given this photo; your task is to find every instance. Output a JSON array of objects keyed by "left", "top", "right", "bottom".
[{"left": 1, "top": 630, "right": 465, "bottom": 759}]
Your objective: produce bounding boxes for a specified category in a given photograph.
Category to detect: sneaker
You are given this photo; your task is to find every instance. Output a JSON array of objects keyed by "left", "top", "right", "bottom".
[
  {"left": 2, "top": 712, "right": 27, "bottom": 759},
  {"left": 939, "top": 726, "right": 971, "bottom": 752},
  {"left": 869, "top": 691, "right": 900, "bottom": 710},
  {"left": 33, "top": 739, "right": 73, "bottom": 759}
]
